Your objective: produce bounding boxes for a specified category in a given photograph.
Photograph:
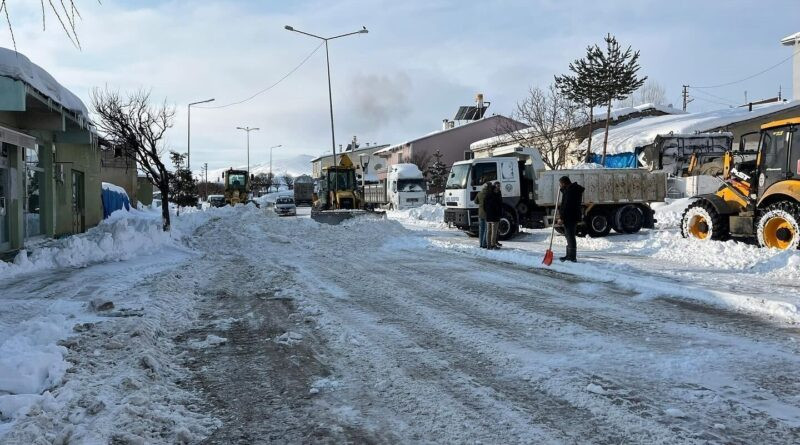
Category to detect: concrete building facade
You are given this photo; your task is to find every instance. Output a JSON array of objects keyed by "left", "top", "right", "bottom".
[{"left": 0, "top": 49, "right": 101, "bottom": 254}]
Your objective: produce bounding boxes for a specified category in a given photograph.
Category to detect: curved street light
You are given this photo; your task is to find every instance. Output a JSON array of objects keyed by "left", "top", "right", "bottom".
[{"left": 284, "top": 24, "right": 368, "bottom": 195}]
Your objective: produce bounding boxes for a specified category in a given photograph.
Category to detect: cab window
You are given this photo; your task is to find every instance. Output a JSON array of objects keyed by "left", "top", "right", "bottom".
[
  {"left": 762, "top": 129, "right": 789, "bottom": 171},
  {"left": 791, "top": 128, "right": 800, "bottom": 176},
  {"left": 471, "top": 163, "right": 497, "bottom": 186}
]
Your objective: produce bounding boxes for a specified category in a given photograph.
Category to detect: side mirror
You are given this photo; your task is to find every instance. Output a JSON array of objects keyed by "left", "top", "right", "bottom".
[{"left": 250, "top": 174, "right": 255, "bottom": 180}]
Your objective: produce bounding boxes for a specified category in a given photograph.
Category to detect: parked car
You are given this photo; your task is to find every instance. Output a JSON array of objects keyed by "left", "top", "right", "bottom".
[
  {"left": 274, "top": 196, "right": 297, "bottom": 216},
  {"left": 208, "top": 194, "right": 226, "bottom": 208}
]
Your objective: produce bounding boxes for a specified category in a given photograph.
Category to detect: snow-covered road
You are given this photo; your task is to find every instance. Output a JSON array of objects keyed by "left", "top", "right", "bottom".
[{"left": 2, "top": 204, "right": 800, "bottom": 443}]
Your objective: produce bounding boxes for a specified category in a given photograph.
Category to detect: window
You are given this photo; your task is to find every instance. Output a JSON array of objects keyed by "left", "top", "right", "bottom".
[
  {"left": 791, "top": 128, "right": 800, "bottom": 176},
  {"left": 471, "top": 162, "right": 497, "bottom": 186},
  {"left": 25, "top": 145, "right": 44, "bottom": 238},
  {"left": 228, "top": 174, "right": 246, "bottom": 187},
  {"left": 464, "top": 151, "right": 474, "bottom": 160},
  {"left": 446, "top": 164, "right": 470, "bottom": 189},
  {"left": 397, "top": 179, "right": 425, "bottom": 192},
  {"left": 762, "top": 129, "right": 789, "bottom": 171}
]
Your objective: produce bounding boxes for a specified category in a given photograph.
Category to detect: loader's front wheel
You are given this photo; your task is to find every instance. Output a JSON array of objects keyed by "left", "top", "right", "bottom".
[
  {"left": 681, "top": 200, "right": 728, "bottom": 241},
  {"left": 757, "top": 201, "right": 800, "bottom": 250}
]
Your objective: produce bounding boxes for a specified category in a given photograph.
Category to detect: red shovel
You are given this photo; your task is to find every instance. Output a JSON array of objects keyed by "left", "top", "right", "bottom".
[{"left": 542, "top": 189, "right": 561, "bottom": 266}]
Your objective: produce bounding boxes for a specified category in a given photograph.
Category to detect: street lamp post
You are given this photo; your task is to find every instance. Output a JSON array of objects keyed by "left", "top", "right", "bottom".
[
  {"left": 269, "top": 144, "right": 282, "bottom": 192},
  {"left": 236, "top": 126, "right": 260, "bottom": 176},
  {"left": 187, "top": 98, "right": 215, "bottom": 171},
  {"left": 358, "top": 153, "right": 370, "bottom": 190},
  {"left": 284, "top": 24, "right": 368, "bottom": 198}
]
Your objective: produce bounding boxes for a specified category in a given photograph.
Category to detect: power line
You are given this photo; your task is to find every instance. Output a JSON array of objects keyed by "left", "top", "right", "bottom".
[
  {"left": 691, "top": 47, "right": 800, "bottom": 89},
  {"left": 688, "top": 87, "right": 738, "bottom": 106},
  {"left": 197, "top": 42, "right": 325, "bottom": 109},
  {"left": 691, "top": 95, "right": 735, "bottom": 108}
]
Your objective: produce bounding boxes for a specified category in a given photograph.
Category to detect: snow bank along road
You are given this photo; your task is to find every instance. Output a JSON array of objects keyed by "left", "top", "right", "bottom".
[{"left": 2, "top": 205, "right": 800, "bottom": 443}]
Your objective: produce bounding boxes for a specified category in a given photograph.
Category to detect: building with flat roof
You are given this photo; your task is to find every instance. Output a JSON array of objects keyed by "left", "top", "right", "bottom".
[{"left": 0, "top": 48, "right": 101, "bottom": 254}]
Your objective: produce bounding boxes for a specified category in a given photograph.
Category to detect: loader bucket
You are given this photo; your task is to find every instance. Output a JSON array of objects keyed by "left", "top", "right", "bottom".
[{"left": 310, "top": 209, "right": 386, "bottom": 225}]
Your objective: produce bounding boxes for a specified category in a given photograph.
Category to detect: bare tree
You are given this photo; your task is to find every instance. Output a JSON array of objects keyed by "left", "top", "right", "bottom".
[
  {"left": 499, "top": 85, "right": 584, "bottom": 170},
  {"left": 91, "top": 89, "right": 176, "bottom": 231},
  {"left": 615, "top": 79, "right": 667, "bottom": 108},
  {"left": 403, "top": 151, "right": 432, "bottom": 176},
  {"left": 282, "top": 173, "right": 295, "bottom": 190},
  {"left": 2, "top": 1, "right": 88, "bottom": 50}
]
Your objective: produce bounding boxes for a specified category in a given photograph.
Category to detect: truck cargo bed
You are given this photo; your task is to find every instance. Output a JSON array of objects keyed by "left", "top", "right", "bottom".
[{"left": 535, "top": 169, "right": 667, "bottom": 206}]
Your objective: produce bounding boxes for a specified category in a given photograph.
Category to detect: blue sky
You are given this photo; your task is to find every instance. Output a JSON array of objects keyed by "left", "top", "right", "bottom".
[{"left": 2, "top": 0, "right": 799, "bottom": 170}]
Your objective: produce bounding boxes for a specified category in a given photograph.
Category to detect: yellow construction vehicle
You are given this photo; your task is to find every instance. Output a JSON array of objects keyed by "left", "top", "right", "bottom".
[
  {"left": 314, "top": 154, "right": 361, "bottom": 211},
  {"left": 311, "top": 154, "right": 384, "bottom": 224},
  {"left": 221, "top": 168, "right": 253, "bottom": 205},
  {"left": 681, "top": 118, "right": 800, "bottom": 250}
]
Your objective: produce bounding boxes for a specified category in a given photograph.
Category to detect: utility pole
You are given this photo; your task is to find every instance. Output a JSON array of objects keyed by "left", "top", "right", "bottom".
[
  {"left": 681, "top": 85, "right": 691, "bottom": 111},
  {"left": 269, "top": 144, "right": 282, "bottom": 192},
  {"left": 203, "top": 162, "right": 208, "bottom": 199}
]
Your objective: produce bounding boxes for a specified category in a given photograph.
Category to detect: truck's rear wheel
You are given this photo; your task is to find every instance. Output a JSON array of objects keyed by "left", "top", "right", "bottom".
[
  {"left": 757, "top": 201, "right": 800, "bottom": 250},
  {"left": 585, "top": 208, "right": 612, "bottom": 237},
  {"left": 613, "top": 205, "right": 644, "bottom": 234},
  {"left": 498, "top": 209, "right": 517, "bottom": 240},
  {"left": 681, "top": 200, "right": 728, "bottom": 241}
]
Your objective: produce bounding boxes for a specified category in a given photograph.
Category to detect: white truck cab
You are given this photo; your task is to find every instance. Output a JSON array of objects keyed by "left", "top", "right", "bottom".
[{"left": 386, "top": 164, "right": 426, "bottom": 210}]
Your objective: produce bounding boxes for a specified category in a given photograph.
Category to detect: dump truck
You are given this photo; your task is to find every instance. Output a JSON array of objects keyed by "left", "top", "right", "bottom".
[
  {"left": 362, "top": 163, "right": 426, "bottom": 210},
  {"left": 681, "top": 117, "right": 800, "bottom": 250},
  {"left": 443, "top": 146, "right": 667, "bottom": 240},
  {"left": 221, "top": 168, "right": 252, "bottom": 205},
  {"left": 293, "top": 175, "right": 314, "bottom": 206}
]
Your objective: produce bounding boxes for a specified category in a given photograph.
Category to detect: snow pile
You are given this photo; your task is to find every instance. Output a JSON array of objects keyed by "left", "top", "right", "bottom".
[
  {"left": 386, "top": 204, "right": 446, "bottom": 228},
  {"left": 0, "top": 315, "right": 74, "bottom": 422},
  {"left": 578, "top": 100, "right": 800, "bottom": 155},
  {"left": 652, "top": 198, "right": 694, "bottom": 229},
  {"left": 572, "top": 163, "right": 605, "bottom": 170},
  {"left": 0, "top": 211, "right": 173, "bottom": 279}
]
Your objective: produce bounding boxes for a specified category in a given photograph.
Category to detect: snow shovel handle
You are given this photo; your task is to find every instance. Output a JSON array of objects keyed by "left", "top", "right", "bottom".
[{"left": 548, "top": 188, "right": 561, "bottom": 250}]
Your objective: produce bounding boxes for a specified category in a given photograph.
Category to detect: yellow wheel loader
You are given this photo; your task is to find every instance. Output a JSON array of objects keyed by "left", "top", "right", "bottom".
[
  {"left": 311, "top": 154, "right": 384, "bottom": 224},
  {"left": 222, "top": 168, "right": 253, "bottom": 206},
  {"left": 681, "top": 118, "right": 800, "bottom": 250}
]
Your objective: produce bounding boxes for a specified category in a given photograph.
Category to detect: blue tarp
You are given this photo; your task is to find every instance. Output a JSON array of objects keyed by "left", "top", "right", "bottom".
[
  {"left": 590, "top": 152, "right": 639, "bottom": 168},
  {"left": 101, "top": 185, "right": 131, "bottom": 218}
]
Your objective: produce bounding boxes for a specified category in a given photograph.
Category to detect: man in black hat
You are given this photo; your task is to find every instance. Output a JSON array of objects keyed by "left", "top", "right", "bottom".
[{"left": 558, "top": 176, "right": 584, "bottom": 262}]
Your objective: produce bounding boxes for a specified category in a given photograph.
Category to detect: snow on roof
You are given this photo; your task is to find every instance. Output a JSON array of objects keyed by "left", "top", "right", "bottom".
[
  {"left": 101, "top": 182, "right": 129, "bottom": 196},
  {"left": 0, "top": 48, "right": 88, "bottom": 118},
  {"left": 389, "top": 163, "right": 423, "bottom": 178},
  {"left": 606, "top": 103, "right": 685, "bottom": 121},
  {"left": 470, "top": 103, "right": 683, "bottom": 153},
  {"left": 781, "top": 32, "right": 800, "bottom": 45},
  {"left": 579, "top": 100, "right": 800, "bottom": 155}
]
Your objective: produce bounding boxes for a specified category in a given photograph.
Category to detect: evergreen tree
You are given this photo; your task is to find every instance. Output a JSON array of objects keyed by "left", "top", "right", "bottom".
[
  {"left": 594, "top": 33, "right": 646, "bottom": 164},
  {"left": 555, "top": 45, "right": 603, "bottom": 163},
  {"left": 426, "top": 150, "right": 448, "bottom": 203},
  {"left": 168, "top": 152, "right": 199, "bottom": 207}
]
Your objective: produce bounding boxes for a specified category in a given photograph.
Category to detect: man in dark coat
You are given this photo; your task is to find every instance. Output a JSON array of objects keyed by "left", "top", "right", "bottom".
[
  {"left": 485, "top": 182, "right": 502, "bottom": 249},
  {"left": 474, "top": 182, "right": 492, "bottom": 248},
  {"left": 558, "top": 176, "right": 584, "bottom": 262}
]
